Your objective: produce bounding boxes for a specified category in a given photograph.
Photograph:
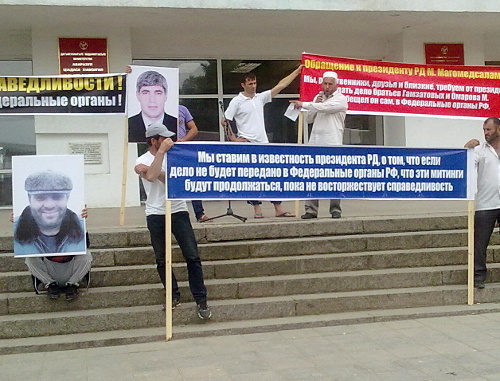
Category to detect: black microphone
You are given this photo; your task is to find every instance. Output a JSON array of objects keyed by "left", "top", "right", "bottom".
[{"left": 317, "top": 91, "right": 324, "bottom": 102}]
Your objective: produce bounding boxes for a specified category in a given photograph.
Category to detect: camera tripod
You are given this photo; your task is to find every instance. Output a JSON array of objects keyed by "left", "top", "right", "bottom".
[
  {"left": 198, "top": 101, "right": 247, "bottom": 223},
  {"left": 201, "top": 200, "right": 247, "bottom": 223}
]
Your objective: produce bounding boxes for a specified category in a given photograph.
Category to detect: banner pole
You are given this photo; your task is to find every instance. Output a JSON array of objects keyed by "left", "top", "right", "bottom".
[
  {"left": 165, "top": 200, "right": 173, "bottom": 340},
  {"left": 295, "top": 112, "right": 304, "bottom": 217},
  {"left": 467, "top": 200, "right": 475, "bottom": 305},
  {"left": 120, "top": 116, "right": 128, "bottom": 226}
]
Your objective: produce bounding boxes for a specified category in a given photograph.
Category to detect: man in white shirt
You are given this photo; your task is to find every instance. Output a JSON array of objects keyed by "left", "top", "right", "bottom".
[
  {"left": 291, "top": 71, "right": 348, "bottom": 219},
  {"left": 222, "top": 66, "right": 302, "bottom": 218},
  {"left": 135, "top": 123, "right": 211, "bottom": 319},
  {"left": 464, "top": 117, "right": 500, "bottom": 289}
]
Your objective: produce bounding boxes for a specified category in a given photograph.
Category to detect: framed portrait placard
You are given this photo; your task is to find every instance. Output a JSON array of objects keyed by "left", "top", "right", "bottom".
[{"left": 12, "top": 155, "right": 86, "bottom": 257}]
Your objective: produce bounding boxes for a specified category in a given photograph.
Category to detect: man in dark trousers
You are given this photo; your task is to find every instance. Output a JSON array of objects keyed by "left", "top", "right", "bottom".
[
  {"left": 465, "top": 117, "right": 500, "bottom": 289},
  {"left": 134, "top": 123, "right": 211, "bottom": 319}
]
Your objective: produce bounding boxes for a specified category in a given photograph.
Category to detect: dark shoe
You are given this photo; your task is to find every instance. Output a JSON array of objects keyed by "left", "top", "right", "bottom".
[
  {"left": 162, "top": 297, "right": 181, "bottom": 311},
  {"left": 301, "top": 213, "right": 317, "bottom": 219},
  {"left": 65, "top": 284, "right": 79, "bottom": 301},
  {"left": 172, "top": 297, "right": 181, "bottom": 309},
  {"left": 331, "top": 211, "right": 342, "bottom": 219},
  {"left": 475, "top": 280, "right": 485, "bottom": 289},
  {"left": 197, "top": 301, "right": 212, "bottom": 320},
  {"left": 47, "top": 282, "right": 60, "bottom": 299}
]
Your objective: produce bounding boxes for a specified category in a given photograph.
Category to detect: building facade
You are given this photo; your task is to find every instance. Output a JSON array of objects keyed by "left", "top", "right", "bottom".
[{"left": 1, "top": 1, "right": 499, "bottom": 207}]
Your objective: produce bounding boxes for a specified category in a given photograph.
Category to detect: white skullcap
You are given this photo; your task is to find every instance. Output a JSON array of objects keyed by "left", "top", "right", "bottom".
[{"left": 323, "top": 71, "right": 338, "bottom": 80}]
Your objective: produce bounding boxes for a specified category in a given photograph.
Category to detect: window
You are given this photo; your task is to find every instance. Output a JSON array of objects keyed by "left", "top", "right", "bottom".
[
  {"left": 132, "top": 58, "right": 381, "bottom": 145},
  {"left": 0, "top": 61, "right": 35, "bottom": 206}
]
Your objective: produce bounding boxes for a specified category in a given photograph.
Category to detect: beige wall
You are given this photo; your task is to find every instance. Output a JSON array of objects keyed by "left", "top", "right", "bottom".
[
  {"left": 31, "top": 26, "right": 140, "bottom": 208},
  {"left": 1, "top": 2, "right": 499, "bottom": 206}
]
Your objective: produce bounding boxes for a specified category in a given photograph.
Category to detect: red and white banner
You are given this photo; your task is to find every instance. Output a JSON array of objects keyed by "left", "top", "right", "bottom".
[{"left": 301, "top": 53, "right": 500, "bottom": 119}]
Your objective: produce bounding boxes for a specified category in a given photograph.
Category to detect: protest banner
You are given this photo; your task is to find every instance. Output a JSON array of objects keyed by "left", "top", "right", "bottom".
[
  {"left": 301, "top": 52, "right": 500, "bottom": 119},
  {"left": 166, "top": 142, "right": 474, "bottom": 201},
  {"left": 165, "top": 142, "right": 477, "bottom": 307},
  {"left": 0, "top": 74, "right": 126, "bottom": 114}
]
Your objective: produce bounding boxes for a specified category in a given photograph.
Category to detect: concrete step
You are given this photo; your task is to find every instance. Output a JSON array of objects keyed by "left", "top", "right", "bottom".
[
  {"left": 2, "top": 224, "right": 497, "bottom": 272},
  {"left": 0, "top": 214, "right": 496, "bottom": 354},
  {"left": 0, "top": 301, "right": 497, "bottom": 356},
  {"left": 2, "top": 301, "right": 500, "bottom": 356},
  {"left": 195, "top": 229, "right": 472, "bottom": 260},
  {"left": 4, "top": 263, "right": 500, "bottom": 316},
  {"left": 0, "top": 227, "right": 475, "bottom": 269},
  {"left": 3, "top": 245, "right": 500, "bottom": 294},
  {"left": 0, "top": 214, "right": 470, "bottom": 254},
  {"left": 81, "top": 214, "right": 470, "bottom": 247},
  {"left": 2, "top": 282, "right": 500, "bottom": 340}
]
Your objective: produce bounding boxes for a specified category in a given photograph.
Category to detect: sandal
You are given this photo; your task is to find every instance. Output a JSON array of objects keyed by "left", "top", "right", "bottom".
[
  {"left": 197, "top": 215, "right": 211, "bottom": 222},
  {"left": 254, "top": 213, "right": 265, "bottom": 219},
  {"left": 276, "top": 212, "right": 295, "bottom": 217}
]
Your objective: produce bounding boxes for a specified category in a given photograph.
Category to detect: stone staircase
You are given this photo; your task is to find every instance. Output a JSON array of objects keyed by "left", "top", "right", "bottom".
[{"left": 1, "top": 214, "right": 500, "bottom": 354}]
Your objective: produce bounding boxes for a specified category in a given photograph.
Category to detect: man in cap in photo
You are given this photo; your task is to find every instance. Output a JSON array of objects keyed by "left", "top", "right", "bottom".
[
  {"left": 13, "top": 170, "right": 91, "bottom": 300},
  {"left": 291, "top": 71, "right": 348, "bottom": 219},
  {"left": 135, "top": 122, "right": 212, "bottom": 320}
]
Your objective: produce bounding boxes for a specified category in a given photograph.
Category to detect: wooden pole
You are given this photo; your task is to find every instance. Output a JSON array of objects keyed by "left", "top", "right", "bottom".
[
  {"left": 120, "top": 116, "right": 128, "bottom": 226},
  {"left": 165, "top": 200, "right": 173, "bottom": 340},
  {"left": 295, "top": 112, "right": 304, "bottom": 217},
  {"left": 467, "top": 200, "right": 475, "bottom": 305},
  {"left": 297, "top": 111, "right": 304, "bottom": 145}
]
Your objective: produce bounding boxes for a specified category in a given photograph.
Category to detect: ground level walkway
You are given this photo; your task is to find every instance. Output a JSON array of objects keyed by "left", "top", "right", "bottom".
[{"left": 1, "top": 311, "right": 499, "bottom": 380}]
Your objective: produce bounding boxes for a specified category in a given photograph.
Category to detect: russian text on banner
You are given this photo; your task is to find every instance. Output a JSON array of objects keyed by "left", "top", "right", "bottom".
[
  {"left": 301, "top": 52, "right": 500, "bottom": 119},
  {"left": 166, "top": 143, "right": 474, "bottom": 201},
  {"left": 0, "top": 74, "right": 126, "bottom": 115}
]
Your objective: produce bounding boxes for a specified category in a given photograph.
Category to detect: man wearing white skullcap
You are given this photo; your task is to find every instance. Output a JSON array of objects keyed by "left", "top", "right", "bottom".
[{"left": 291, "top": 71, "right": 348, "bottom": 219}]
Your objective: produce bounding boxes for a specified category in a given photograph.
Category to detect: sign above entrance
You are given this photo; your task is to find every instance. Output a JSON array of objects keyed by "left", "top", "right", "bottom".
[
  {"left": 59, "top": 38, "right": 108, "bottom": 75},
  {"left": 425, "top": 43, "right": 464, "bottom": 65}
]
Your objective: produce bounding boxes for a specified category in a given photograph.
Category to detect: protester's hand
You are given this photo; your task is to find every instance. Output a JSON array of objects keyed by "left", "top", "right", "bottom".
[
  {"left": 81, "top": 205, "right": 88, "bottom": 219},
  {"left": 9, "top": 212, "right": 14, "bottom": 223},
  {"left": 464, "top": 139, "right": 480, "bottom": 149},
  {"left": 289, "top": 100, "right": 303, "bottom": 110},
  {"left": 135, "top": 164, "right": 149, "bottom": 175},
  {"left": 158, "top": 138, "right": 174, "bottom": 154},
  {"left": 125, "top": 65, "right": 132, "bottom": 74}
]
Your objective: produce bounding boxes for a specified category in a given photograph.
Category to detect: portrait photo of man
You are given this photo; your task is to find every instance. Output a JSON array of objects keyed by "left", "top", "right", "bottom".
[
  {"left": 127, "top": 66, "right": 179, "bottom": 143},
  {"left": 12, "top": 155, "right": 86, "bottom": 257}
]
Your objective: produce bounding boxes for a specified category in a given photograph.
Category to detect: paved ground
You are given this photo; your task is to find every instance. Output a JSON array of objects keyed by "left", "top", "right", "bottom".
[{"left": 1, "top": 312, "right": 500, "bottom": 380}]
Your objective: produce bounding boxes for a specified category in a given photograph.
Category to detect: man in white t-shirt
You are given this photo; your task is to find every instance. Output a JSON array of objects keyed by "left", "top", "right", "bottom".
[
  {"left": 222, "top": 67, "right": 302, "bottom": 218},
  {"left": 134, "top": 123, "right": 211, "bottom": 319}
]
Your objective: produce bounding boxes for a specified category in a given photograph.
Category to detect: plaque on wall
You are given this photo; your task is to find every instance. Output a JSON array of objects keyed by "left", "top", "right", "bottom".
[
  {"left": 69, "top": 142, "right": 102, "bottom": 164},
  {"left": 59, "top": 38, "right": 108, "bottom": 74},
  {"left": 424, "top": 43, "right": 464, "bottom": 65}
]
